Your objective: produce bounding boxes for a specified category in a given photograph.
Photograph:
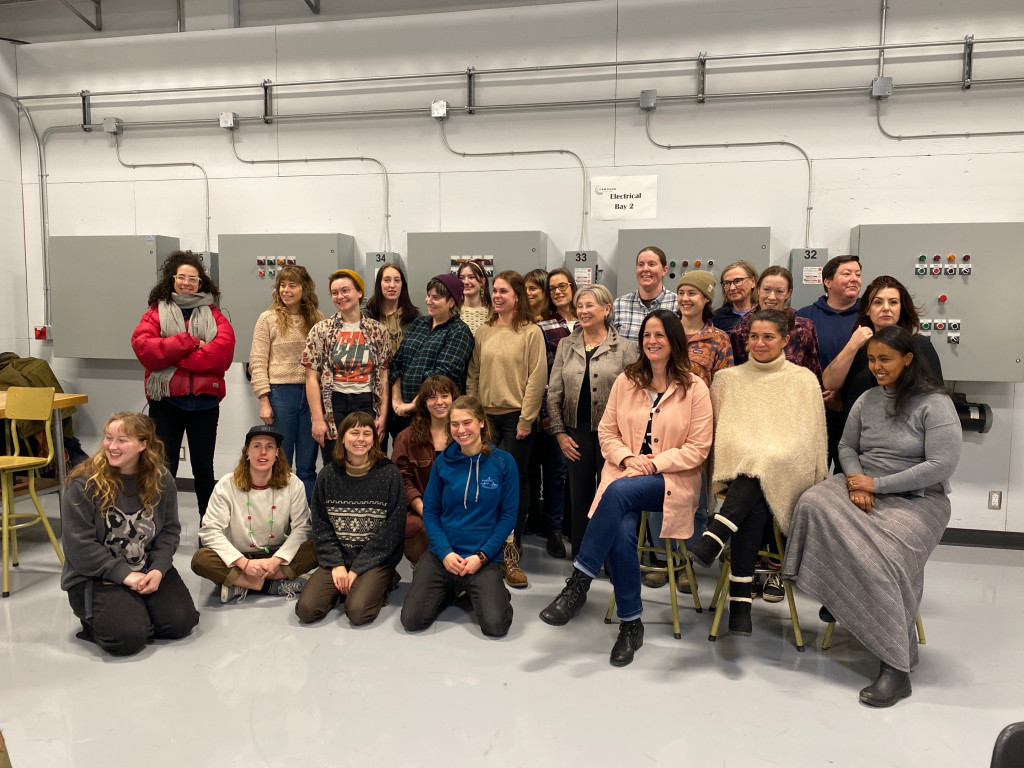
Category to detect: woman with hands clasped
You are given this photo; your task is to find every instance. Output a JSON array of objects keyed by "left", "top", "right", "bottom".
[
  {"left": 192, "top": 425, "right": 316, "bottom": 604},
  {"left": 61, "top": 412, "right": 199, "bottom": 656},
  {"left": 540, "top": 310, "right": 712, "bottom": 667},
  {"left": 785, "top": 326, "right": 960, "bottom": 708},
  {"left": 295, "top": 411, "right": 406, "bottom": 626},
  {"left": 400, "top": 396, "right": 518, "bottom": 638}
]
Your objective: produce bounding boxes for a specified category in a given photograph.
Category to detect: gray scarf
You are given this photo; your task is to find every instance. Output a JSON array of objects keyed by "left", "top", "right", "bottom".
[{"left": 146, "top": 292, "right": 218, "bottom": 401}]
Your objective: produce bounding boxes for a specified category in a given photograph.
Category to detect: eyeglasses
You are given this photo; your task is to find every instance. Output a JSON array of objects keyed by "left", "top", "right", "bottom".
[
  {"left": 548, "top": 282, "right": 572, "bottom": 294},
  {"left": 331, "top": 287, "right": 357, "bottom": 297},
  {"left": 721, "top": 277, "right": 751, "bottom": 288},
  {"left": 174, "top": 275, "right": 200, "bottom": 285}
]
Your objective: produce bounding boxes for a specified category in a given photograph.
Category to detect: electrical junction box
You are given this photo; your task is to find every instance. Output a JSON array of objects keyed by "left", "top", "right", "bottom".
[
  {"left": 614, "top": 228, "right": 771, "bottom": 300},
  {"left": 366, "top": 252, "right": 405, "bottom": 287},
  {"left": 788, "top": 247, "right": 830, "bottom": 311},
  {"left": 851, "top": 222, "right": 1024, "bottom": 382},
  {"left": 50, "top": 235, "right": 181, "bottom": 359},
  {"left": 218, "top": 233, "right": 355, "bottom": 363},
  {"left": 406, "top": 231, "right": 550, "bottom": 314},
  {"left": 565, "top": 251, "right": 602, "bottom": 285}
]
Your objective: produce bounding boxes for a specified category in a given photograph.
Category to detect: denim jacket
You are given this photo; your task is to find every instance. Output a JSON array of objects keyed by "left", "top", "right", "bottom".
[{"left": 546, "top": 326, "right": 638, "bottom": 434}]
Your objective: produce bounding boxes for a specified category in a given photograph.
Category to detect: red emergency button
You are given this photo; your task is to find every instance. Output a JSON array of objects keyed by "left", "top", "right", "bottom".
[
  {"left": 681, "top": 260, "right": 689, "bottom": 267},
  {"left": 938, "top": 294, "right": 947, "bottom": 302}
]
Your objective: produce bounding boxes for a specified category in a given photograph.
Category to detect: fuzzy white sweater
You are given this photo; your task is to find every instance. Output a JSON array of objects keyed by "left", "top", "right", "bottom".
[{"left": 709, "top": 354, "right": 827, "bottom": 533}]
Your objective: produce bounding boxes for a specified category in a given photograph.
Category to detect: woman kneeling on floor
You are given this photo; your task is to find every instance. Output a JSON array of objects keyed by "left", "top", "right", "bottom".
[
  {"left": 192, "top": 425, "right": 316, "bottom": 604},
  {"left": 400, "top": 396, "right": 518, "bottom": 638},
  {"left": 295, "top": 412, "right": 406, "bottom": 626},
  {"left": 539, "top": 310, "right": 713, "bottom": 666},
  {"left": 686, "top": 309, "right": 827, "bottom": 637},
  {"left": 784, "top": 326, "right": 961, "bottom": 707},
  {"left": 61, "top": 412, "right": 198, "bottom": 656}
]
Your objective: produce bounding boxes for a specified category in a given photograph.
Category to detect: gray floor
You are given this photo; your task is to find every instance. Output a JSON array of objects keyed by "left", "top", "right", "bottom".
[{"left": 2, "top": 491, "right": 1021, "bottom": 768}]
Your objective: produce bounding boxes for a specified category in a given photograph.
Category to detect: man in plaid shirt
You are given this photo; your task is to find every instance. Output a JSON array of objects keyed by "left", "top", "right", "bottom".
[{"left": 612, "top": 246, "right": 679, "bottom": 344}]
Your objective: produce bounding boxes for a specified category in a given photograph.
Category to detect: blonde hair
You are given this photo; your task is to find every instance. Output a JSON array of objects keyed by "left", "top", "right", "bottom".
[
  {"left": 270, "top": 265, "right": 323, "bottom": 336},
  {"left": 67, "top": 413, "right": 167, "bottom": 517},
  {"left": 232, "top": 434, "right": 293, "bottom": 492}
]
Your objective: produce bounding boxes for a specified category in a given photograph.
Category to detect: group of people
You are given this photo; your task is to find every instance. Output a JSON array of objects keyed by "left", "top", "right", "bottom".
[{"left": 57, "top": 247, "right": 960, "bottom": 709}]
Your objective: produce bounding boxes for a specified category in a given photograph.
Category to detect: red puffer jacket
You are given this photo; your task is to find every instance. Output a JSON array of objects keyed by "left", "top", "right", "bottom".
[{"left": 131, "top": 304, "right": 236, "bottom": 401}]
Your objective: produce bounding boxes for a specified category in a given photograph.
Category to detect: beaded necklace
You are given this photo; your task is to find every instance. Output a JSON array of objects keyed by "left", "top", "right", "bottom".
[{"left": 246, "top": 483, "right": 276, "bottom": 554}]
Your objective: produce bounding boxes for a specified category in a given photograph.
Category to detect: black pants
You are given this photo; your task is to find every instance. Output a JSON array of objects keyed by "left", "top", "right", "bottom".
[
  {"left": 715, "top": 476, "right": 770, "bottom": 579},
  {"left": 322, "top": 391, "right": 375, "bottom": 464},
  {"left": 67, "top": 567, "right": 199, "bottom": 656},
  {"left": 487, "top": 411, "right": 534, "bottom": 539},
  {"left": 826, "top": 408, "right": 845, "bottom": 474},
  {"left": 564, "top": 424, "right": 602, "bottom": 558},
  {"left": 400, "top": 550, "right": 513, "bottom": 637},
  {"left": 148, "top": 399, "right": 219, "bottom": 519}
]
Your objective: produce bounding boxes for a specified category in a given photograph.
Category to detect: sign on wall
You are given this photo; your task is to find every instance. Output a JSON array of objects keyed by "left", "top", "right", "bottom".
[{"left": 591, "top": 176, "right": 657, "bottom": 220}]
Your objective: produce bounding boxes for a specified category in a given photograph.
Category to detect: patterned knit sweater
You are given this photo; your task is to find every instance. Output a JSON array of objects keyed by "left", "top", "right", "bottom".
[
  {"left": 249, "top": 309, "right": 311, "bottom": 397},
  {"left": 709, "top": 354, "right": 828, "bottom": 533},
  {"left": 310, "top": 459, "right": 406, "bottom": 574}
]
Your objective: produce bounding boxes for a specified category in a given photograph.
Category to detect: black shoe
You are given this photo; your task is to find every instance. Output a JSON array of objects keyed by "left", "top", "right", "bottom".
[
  {"left": 819, "top": 605, "right": 836, "bottom": 624},
  {"left": 546, "top": 532, "right": 566, "bottom": 559},
  {"left": 610, "top": 619, "right": 644, "bottom": 667},
  {"left": 687, "top": 536, "right": 721, "bottom": 569},
  {"left": 859, "top": 661, "right": 912, "bottom": 707},
  {"left": 728, "top": 600, "right": 753, "bottom": 636},
  {"left": 539, "top": 569, "right": 592, "bottom": 626}
]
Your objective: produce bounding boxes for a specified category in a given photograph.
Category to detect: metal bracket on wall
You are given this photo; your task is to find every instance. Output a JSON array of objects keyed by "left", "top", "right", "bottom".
[
  {"left": 466, "top": 67, "right": 476, "bottom": 115},
  {"left": 79, "top": 89, "right": 91, "bottom": 132},
  {"left": 962, "top": 34, "right": 974, "bottom": 89},
  {"left": 302, "top": 0, "right": 320, "bottom": 13},
  {"left": 262, "top": 80, "right": 274, "bottom": 124},
  {"left": 696, "top": 53, "right": 707, "bottom": 104},
  {"left": 56, "top": 0, "right": 101, "bottom": 32}
]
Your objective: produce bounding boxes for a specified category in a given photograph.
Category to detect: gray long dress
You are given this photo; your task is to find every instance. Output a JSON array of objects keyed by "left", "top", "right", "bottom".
[{"left": 782, "top": 387, "right": 961, "bottom": 672}]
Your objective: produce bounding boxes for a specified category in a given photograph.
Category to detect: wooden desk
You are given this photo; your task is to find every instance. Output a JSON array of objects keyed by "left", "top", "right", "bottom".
[{"left": 1, "top": 391, "right": 89, "bottom": 504}]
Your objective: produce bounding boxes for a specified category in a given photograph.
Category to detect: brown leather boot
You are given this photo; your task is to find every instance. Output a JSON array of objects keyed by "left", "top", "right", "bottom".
[{"left": 500, "top": 538, "right": 528, "bottom": 588}]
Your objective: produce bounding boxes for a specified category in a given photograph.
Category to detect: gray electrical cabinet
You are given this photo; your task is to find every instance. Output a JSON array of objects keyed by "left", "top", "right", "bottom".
[
  {"left": 218, "top": 233, "right": 356, "bottom": 363},
  {"left": 788, "top": 247, "right": 831, "bottom": 312},
  {"left": 50, "top": 235, "right": 182, "bottom": 359},
  {"left": 851, "top": 223, "right": 1024, "bottom": 382},
  {"left": 406, "top": 231, "right": 549, "bottom": 311},
  {"left": 615, "top": 228, "right": 771, "bottom": 299}
]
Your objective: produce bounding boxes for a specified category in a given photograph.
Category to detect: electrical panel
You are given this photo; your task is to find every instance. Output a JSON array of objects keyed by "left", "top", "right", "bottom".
[
  {"left": 851, "top": 223, "right": 1024, "bottom": 382},
  {"left": 50, "top": 235, "right": 182, "bottom": 359},
  {"left": 788, "top": 247, "right": 831, "bottom": 311},
  {"left": 614, "top": 228, "right": 771, "bottom": 299},
  {"left": 406, "top": 231, "right": 549, "bottom": 311},
  {"left": 564, "top": 250, "right": 602, "bottom": 286},
  {"left": 365, "top": 251, "right": 406, "bottom": 290},
  {"left": 218, "top": 233, "right": 356, "bottom": 364}
]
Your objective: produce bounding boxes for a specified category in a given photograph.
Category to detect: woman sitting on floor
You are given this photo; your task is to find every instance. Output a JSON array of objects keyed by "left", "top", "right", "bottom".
[
  {"left": 400, "top": 396, "right": 518, "bottom": 638},
  {"left": 60, "top": 412, "right": 199, "bottom": 656},
  {"left": 391, "top": 375, "right": 460, "bottom": 566},
  {"left": 192, "top": 425, "right": 316, "bottom": 603},
  {"left": 784, "top": 325, "right": 961, "bottom": 708},
  {"left": 686, "top": 309, "right": 827, "bottom": 637},
  {"left": 295, "top": 411, "right": 406, "bottom": 626}
]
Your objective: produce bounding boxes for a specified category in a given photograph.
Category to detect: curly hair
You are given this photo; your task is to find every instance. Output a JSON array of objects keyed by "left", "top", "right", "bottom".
[
  {"left": 408, "top": 375, "right": 460, "bottom": 446},
  {"left": 67, "top": 413, "right": 167, "bottom": 517},
  {"left": 268, "top": 265, "right": 323, "bottom": 336},
  {"left": 147, "top": 250, "right": 221, "bottom": 306},
  {"left": 623, "top": 309, "right": 693, "bottom": 395}
]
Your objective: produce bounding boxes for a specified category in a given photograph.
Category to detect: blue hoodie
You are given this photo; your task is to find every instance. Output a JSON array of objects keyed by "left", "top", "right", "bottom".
[
  {"left": 795, "top": 294, "right": 859, "bottom": 370},
  {"left": 421, "top": 442, "right": 518, "bottom": 562}
]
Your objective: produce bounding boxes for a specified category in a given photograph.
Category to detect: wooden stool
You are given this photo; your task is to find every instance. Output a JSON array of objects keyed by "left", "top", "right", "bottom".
[
  {"left": 604, "top": 509, "right": 702, "bottom": 639},
  {"left": 707, "top": 516, "right": 804, "bottom": 651},
  {"left": 822, "top": 612, "right": 925, "bottom": 650}
]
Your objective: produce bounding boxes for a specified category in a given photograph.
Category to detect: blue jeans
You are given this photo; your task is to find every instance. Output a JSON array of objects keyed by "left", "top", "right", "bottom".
[
  {"left": 574, "top": 473, "right": 665, "bottom": 622},
  {"left": 268, "top": 383, "right": 317, "bottom": 502},
  {"left": 648, "top": 470, "right": 708, "bottom": 556}
]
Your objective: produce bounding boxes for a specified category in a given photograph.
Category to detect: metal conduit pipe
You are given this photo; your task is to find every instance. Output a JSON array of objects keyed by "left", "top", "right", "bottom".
[
  {"left": 229, "top": 129, "right": 393, "bottom": 252},
  {"left": 438, "top": 119, "right": 589, "bottom": 251},
  {"left": 112, "top": 132, "right": 211, "bottom": 252},
  {"left": 644, "top": 111, "right": 813, "bottom": 249},
  {"left": 875, "top": 100, "right": 1024, "bottom": 141}
]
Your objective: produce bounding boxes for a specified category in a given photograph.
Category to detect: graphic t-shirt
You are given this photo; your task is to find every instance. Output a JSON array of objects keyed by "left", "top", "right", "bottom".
[{"left": 330, "top": 321, "right": 374, "bottom": 394}]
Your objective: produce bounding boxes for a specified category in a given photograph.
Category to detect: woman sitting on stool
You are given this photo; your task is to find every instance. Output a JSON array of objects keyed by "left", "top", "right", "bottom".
[
  {"left": 784, "top": 325, "right": 961, "bottom": 707},
  {"left": 686, "top": 309, "right": 827, "bottom": 637},
  {"left": 192, "top": 425, "right": 316, "bottom": 603},
  {"left": 295, "top": 412, "right": 406, "bottom": 626},
  {"left": 539, "top": 309, "right": 713, "bottom": 667},
  {"left": 400, "top": 396, "right": 518, "bottom": 638}
]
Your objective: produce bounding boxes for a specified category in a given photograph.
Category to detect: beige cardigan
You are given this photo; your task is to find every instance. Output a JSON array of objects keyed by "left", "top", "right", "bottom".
[{"left": 709, "top": 355, "right": 827, "bottom": 533}]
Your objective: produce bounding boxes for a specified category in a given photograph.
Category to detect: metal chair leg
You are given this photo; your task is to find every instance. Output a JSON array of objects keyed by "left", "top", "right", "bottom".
[{"left": 822, "top": 621, "right": 836, "bottom": 650}]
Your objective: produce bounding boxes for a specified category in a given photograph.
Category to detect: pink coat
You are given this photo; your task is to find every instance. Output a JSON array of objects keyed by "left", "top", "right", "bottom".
[{"left": 590, "top": 372, "right": 713, "bottom": 540}]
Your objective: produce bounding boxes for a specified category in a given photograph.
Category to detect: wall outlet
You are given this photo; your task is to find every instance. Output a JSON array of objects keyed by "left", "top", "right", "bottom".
[
  {"left": 988, "top": 491, "right": 1002, "bottom": 510},
  {"left": 180, "top": 446, "right": 187, "bottom": 461}
]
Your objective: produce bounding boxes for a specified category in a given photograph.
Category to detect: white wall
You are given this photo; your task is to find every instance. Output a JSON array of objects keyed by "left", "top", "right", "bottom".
[
  {"left": 3, "top": 0, "right": 1023, "bottom": 530},
  {"left": 0, "top": 41, "right": 27, "bottom": 357}
]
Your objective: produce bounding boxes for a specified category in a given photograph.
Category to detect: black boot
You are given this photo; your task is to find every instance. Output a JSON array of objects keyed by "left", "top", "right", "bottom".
[
  {"left": 546, "top": 531, "right": 567, "bottom": 559},
  {"left": 686, "top": 533, "right": 723, "bottom": 569},
  {"left": 539, "top": 568, "right": 592, "bottom": 626},
  {"left": 727, "top": 576, "right": 753, "bottom": 636},
  {"left": 859, "top": 661, "right": 912, "bottom": 707},
  {"left": 610, "top": 618, "right": 644, "bottom": 667}
]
